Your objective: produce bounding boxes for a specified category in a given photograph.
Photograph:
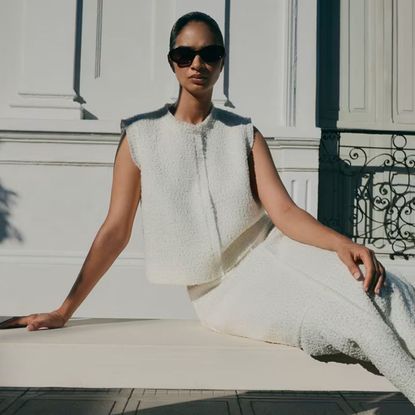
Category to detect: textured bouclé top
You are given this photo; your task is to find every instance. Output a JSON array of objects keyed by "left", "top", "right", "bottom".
[{"left": 120, "top": 102, "right": 274, "bottom": 285}]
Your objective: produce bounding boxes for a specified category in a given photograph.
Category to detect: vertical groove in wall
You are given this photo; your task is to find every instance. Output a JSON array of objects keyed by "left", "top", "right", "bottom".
[
  {"left": 410, "top": 0, "right": 414, "bottom": 114},
  {"left": 18, "top": 0, "right": 29, "bottom": 94},
  {"left": 150, "top": 0, "right": 156, "bottom": 81},
  {"left": 169, "top": 0, "right": 179, "bottom": 102},
  {"left": 290, "top": 179, "right": 298, "bottom": 204},
  {"left": 304, "top": 178, "right": 309, "bottom": 212},
  {"left": 394, "top": 0, "right": 399, "bottom": 115},
  {"left": 95, "top": 0, "right": 103, "bottom": 79},
  {"left": 285, "top": 0, "right": 298, "bottom": 127},
  {"left": 406, "top": 1, "right": 415, "bottom": 115},
  {"left": 394, "top": 0, "right": 415, "bottom": 118},
  {"left": 402, "top": 0, "right": 413, "bottom": 114},
  {"left": 347, "top": 0, "right": 351, "bottom": 112},
  {"left": 364, "top": 0, "right": 368, "bottom": 112},
  {"left": 392, "top": 0, "right": 397, "bottom": 123},
  {"left": 394, "top": 0, "right": 398, "bottom": 117},
  {"left": 223, "top": 0, "right": 231, "bottom": 104},
  {"left": 73, "top": 0, "right": 83, "bottom": 103}
]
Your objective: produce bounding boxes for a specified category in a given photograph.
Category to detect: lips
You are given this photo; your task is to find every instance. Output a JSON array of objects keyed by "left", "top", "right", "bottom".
[{"left": 190, "top": 74, "right": 207, "bottom": 79}]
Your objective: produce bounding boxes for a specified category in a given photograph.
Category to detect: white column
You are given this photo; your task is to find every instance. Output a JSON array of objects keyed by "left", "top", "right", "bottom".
[
  {"left": 290, "top": 0, "right": 320, "bottom": 135},
  {"left": 270, "top": 0, "right": 320, "bottom": 218}
]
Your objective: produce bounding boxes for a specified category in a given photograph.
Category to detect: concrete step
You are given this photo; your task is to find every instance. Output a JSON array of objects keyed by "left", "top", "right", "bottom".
[{"left": 0, "top": 318, "right": 399, "bottom": 391}]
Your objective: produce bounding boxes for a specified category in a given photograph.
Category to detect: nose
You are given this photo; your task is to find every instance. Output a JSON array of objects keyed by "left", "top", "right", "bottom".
[{"left": 190, "top": 53, "right": 204, "bottom": 69}]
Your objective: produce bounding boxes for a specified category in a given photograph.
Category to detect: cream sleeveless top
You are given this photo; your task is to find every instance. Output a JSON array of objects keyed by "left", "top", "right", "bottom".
[{"left": 120, "top": 102, "right": 274, "bottom": 285}]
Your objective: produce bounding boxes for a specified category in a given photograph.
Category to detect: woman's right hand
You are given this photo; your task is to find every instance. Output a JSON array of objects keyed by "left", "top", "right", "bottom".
[{"left": 0, "top": 310, "right": 68, "bottom": 331}]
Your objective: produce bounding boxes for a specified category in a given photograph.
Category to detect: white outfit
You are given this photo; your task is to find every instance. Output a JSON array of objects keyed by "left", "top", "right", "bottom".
[
  {"left": 121, "top": 103, "right": 273, "bottom": 285},
  {"left": 121, "top": 102, "right": 415, "bottom": 406}
]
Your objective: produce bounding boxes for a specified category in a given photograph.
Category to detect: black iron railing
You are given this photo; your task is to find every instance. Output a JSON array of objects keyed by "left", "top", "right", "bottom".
[{"left": 318, "top": 129, "right": 415, "bottom": 260}]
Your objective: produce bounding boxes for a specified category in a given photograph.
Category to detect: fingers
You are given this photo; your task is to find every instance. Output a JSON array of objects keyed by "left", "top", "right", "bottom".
[
  {"left": 0, "top": 313, "right": 65, "bottom": 331},
  {"left": 373, "top": 259, "right": 387, "bottom": 295},
  {"left": 361, "top": 248, "right": 386, "bottom": 295},
  {"left": 0, "top": 316, "right": 26, "bottom": 329},
  {"left": 367, "top": 250, "right": 380, "bottom": 292},
  {"left": 0, "top": 315, "right": 36, "bottom": 329},
  {"left": 342, "top": 252, "right": 365, "bottom": 284},
  {"left": 339, "top": 244, "right": 386, "bottom": 296},
  {"left": 27, "top": 321, "right": 40, "bottom": 331},
  {"left": 0, "top": 312, "right": 66, "bottom": 331},
  {"left": 0, "top": 314, "right": 41, "bottom": 331},
  {"left": 27, "top": 316, "right": 46, "bottom": 331}
]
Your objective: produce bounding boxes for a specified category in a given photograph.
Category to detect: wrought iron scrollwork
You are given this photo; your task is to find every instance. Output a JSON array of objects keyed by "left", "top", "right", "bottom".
[{"left": 318, "top": 129, "right": 415, "bottom": 259}]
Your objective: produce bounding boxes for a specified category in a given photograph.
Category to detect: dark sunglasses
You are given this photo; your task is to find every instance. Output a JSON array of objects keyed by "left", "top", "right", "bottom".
[{"left": 168, "top": 44, "right": 226, "bottom": 67}]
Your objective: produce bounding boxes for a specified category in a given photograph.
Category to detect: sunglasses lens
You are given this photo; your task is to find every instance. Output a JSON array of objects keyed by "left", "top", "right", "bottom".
[
  {"left": 200, "top": 45, "right": 225, "bottom": 63},
  {"left": 169, "top": 47, "right": 195, "bottom": 66},
  {"left": 169, "top": 45, "right": 225, "bottom": 67}
]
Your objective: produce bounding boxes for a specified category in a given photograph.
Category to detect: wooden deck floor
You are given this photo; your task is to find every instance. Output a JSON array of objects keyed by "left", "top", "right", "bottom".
[{"left": 0, "top": 387, "right": 414, "bottom": 414}]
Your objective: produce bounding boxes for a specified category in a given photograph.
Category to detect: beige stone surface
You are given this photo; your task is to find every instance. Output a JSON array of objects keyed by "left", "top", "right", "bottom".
[{"left": 0, "top": 318, "right": 402, "bottom": 393}]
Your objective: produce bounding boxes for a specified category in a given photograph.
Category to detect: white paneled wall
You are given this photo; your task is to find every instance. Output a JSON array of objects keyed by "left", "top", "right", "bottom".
[
  {"left": 393, "top": 0, "right": 415, "bottom": 124},
  {"left": 316, "top": 0, "right": 415, "bottom": 279},
  {"left": 0, "top": 0, "right": 320, "bottom": 317},
  {"left": 4, "top": 0, "right": 82, "bottom": 119},
  {"left": 335, "top": 0, "right": 415, "bottom": 129}
]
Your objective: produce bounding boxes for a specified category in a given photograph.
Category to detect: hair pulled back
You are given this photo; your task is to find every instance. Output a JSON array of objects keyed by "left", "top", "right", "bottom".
[{"left": 169, "top": 11, "right": 225, "bottom": 51}]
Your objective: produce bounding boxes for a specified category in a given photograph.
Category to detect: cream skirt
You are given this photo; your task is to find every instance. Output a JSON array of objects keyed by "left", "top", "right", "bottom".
[{"left": 187, "top": 226, "right": 415, "bottom": 406}]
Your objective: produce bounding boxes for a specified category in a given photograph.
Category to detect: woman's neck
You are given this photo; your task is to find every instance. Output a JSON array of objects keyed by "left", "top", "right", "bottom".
[{"left": 171, "top": 93, "right": 213, "bottom": 124}]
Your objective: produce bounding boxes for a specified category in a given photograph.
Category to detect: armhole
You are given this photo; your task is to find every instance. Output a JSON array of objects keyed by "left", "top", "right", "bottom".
[
  {"left": 246, "top": 117, "right": 255, "bottom": 154},
  {"left": 246, "top": 117, "right": 260, "bottom": 203},
  {"left": 121, "top": 122, "right": 141, "bottom": 170}
]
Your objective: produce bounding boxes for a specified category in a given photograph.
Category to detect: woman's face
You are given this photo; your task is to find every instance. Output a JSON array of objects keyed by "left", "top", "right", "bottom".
[{"left": 169, "top": 21, "right": 224, "bottom": 95}]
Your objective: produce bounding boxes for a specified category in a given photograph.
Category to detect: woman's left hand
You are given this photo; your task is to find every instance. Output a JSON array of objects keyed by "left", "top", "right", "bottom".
[{"left": 335, "top": 242, "right": 386, "bottom": 295}]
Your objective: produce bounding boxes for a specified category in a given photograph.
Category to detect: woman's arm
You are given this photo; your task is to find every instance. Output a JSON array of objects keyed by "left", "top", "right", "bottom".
[
  {"left": 249, "top": 127, "right": 349, "bottom": 250},
  {"left": 57, "top": 131, "right": 142, "bottom": 322},
  {"left": 250, "top": 126, "right": 386, "bottom": 295},
  {"left": 0, "top": 132, "right": 142, "bottom": 330}
]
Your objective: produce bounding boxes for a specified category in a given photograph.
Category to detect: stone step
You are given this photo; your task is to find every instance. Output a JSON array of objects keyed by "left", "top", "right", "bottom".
[{"left": 0, "top": 318, "right": 398, "bottom": 391}]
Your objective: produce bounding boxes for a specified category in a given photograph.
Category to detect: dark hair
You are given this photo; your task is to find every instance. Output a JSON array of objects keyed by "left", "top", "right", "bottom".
[{"left": 169, "top": 11, "right": 225, "bottom": 51}]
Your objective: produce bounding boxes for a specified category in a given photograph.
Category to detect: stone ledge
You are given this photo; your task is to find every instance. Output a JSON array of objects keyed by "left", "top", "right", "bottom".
[{"left": 0, "top": 318, "right": 398, "bottom": 391}]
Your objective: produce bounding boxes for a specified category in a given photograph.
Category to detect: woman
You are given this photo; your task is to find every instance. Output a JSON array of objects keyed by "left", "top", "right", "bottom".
[{"left": 2, "top": 11, "right": 415, "bottom": 406}]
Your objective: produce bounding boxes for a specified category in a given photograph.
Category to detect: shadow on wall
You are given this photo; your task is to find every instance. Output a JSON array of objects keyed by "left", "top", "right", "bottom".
[
  {"left": 316, "top": 0, "right": 340, "bottom": 129},
  {"left": 0, "top": 178, "right": 23, "bottom": 243}
]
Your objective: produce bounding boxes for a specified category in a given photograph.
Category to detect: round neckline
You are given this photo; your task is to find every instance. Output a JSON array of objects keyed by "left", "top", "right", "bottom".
[{"left": 164, "top": 102, "right": 217, "bottom": 132}]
